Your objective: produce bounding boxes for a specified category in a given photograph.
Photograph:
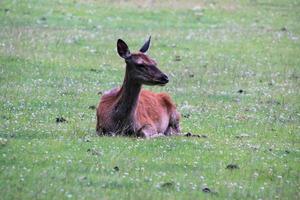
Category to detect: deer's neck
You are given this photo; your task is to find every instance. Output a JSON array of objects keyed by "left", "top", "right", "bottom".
[{"left": 113, "top": 65, "right": 141, "bottom": 132}]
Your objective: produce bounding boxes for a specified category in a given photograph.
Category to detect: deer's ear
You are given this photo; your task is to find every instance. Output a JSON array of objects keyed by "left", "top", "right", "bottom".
[
  {"left": 139, "top": 36, "right": 151, "bottom": 53},
  {"left": 117, "top": 39, "right": 131, "bottom": 59}
]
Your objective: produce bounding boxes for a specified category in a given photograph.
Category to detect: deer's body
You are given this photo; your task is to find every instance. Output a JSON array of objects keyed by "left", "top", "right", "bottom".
[
  {"left": 96, "top": 38, "right": 180, "bottom": 138},
  {"left": 97, "top": 87, "right": 180, "bottom": 137}
]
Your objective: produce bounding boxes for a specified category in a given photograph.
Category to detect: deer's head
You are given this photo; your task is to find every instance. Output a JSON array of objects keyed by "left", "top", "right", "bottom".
[{"left": 117, "top": 37, "right": 169, "bottom": 86}]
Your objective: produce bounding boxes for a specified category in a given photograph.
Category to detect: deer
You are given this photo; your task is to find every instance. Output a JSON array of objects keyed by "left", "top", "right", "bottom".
[{"left": 96, "top": 37, "right": 180, "bottom": 138}]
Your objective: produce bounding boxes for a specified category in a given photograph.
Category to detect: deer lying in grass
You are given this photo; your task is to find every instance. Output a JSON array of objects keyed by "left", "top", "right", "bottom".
[{"left": 96, "top": 37, "right": 180, "bottom": 138}]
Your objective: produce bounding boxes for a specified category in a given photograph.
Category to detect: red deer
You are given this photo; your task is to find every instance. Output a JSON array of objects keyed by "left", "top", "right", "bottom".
[{"left": 96, "top": 37, "right": 180, "bottom": 138}]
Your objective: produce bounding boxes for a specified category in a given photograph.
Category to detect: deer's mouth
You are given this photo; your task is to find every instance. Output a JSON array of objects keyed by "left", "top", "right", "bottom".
[
  {"left": 144, "top": 79, "right": 167, "bottom": 86},
  {"left": 153, "top": 79, "right": 168, "bottom": 86},
  {"left": 154, "top": 74, "right": 169, "bottom": 86},
  {"left": 142, "top": 74, "right": 169, "bottom": 86}
]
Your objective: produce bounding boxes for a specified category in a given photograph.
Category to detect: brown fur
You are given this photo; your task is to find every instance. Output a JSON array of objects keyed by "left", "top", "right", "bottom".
[{"left": 96, "top": 88, "right": 180, "bottom": 138}]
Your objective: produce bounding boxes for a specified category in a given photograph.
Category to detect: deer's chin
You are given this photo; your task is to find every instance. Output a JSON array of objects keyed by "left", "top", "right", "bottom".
[
  {"left": 142, "top": 81, "right": 165, "bottom": 86},
  {"left": 141, "top": 78, "right": 168, "bottom": 86},
  {"left": 153, "top": 80, "right": 168, "bottom": 86},
  {"left": 157, "top": 82, "right": 167, "bottom": 86}
]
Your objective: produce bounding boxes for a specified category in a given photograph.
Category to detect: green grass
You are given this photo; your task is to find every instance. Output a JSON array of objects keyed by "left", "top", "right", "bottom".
[{"left": 0, "top": 0, "right": 299, "bottom": 199}]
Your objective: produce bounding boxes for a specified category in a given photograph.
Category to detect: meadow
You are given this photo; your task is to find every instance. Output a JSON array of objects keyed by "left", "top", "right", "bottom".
[{"left": 0, "top": 0, "right": 299, "bottom": 199}]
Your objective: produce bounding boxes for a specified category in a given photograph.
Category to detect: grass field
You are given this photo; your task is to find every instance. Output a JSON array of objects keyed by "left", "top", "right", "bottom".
[{"left": 0, "top": 0, "right": 300, "bottom": 199}]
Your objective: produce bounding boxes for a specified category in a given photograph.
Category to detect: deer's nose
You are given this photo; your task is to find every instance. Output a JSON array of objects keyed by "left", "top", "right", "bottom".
[{"left": 160, "top": 74, "right": 169, "bottom": 83}]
